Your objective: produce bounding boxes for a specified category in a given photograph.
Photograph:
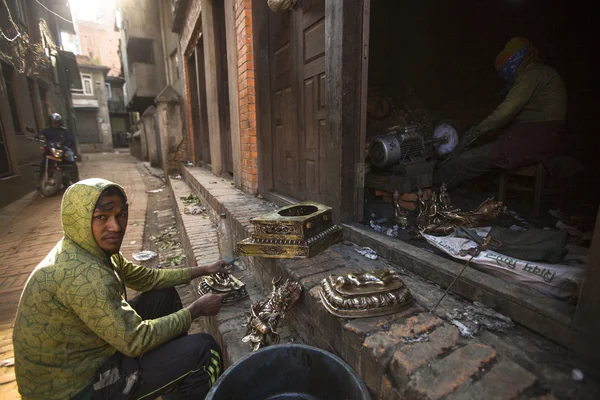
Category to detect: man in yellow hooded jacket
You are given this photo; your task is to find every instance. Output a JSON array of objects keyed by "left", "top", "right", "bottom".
[
  {"left": 434, "top": 37, "right": 567, "bottom": 188},
  {"left": 13, "top": 178, "right": 228, "bottom": 399}
]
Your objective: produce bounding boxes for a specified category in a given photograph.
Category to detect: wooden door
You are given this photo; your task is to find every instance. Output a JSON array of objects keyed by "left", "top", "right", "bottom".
[
  {"left": 187, "top": 51, "right": 202, "bottom": 162},
  {"left": 268, "top": 0, "right": 327, "bottom": 201}
]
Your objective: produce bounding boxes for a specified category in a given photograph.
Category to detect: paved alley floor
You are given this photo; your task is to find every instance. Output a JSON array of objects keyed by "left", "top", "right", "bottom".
[{"left": 0, "top": 151, "right": 160, "bottom": 399}]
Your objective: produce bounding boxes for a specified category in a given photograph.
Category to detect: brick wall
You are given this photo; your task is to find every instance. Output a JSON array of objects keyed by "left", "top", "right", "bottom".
[{"left": 234, "top": 0, "right": 258, "bottom": 194}]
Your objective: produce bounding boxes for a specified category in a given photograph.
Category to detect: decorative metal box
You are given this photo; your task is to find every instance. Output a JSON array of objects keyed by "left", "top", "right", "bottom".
[
  {"left": 318, "top": 269, "right": 414, "bottom": 318},
  {"left": 237, "top": 202, "right": 342, "bottom": 259},
  {"left": 198, "top": 271, "right": 248, "bottom": 305}
]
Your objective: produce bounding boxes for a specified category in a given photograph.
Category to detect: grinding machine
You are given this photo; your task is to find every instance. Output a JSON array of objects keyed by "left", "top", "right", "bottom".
[{"left": 365, "top": 122, "right": 460, "bottom": 193}]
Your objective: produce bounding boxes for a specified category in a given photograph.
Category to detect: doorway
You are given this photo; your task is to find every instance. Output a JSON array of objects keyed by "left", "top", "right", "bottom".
[
  {"left": 212, "top": 0, "right": 233, "bottom": 175},
  {"left": 187, "top": 38, "right": 211, "bottom": 165}
]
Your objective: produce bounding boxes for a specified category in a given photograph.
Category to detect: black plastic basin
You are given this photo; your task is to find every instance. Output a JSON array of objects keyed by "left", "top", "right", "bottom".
[{"left": 205, "top": 344, "right": 371, "bottom": 400}]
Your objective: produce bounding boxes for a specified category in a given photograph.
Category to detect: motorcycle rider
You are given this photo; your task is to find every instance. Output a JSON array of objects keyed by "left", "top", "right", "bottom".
[{"left": 38, "top": 113, "right": 79, "bottom": 182}]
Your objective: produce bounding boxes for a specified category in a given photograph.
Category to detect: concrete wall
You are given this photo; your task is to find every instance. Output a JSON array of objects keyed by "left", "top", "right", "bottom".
[
  {"left": 156, "top": 87, "right": 187, "bottom": 173},
  {"left": 0, "top": 62, "right": 51, "bottom": 208},
  {"left": 77, "top": 22, "right": 121, "bottom": 77},
  {"left": 159, "top": 0, "right": 184, "bottom": 96},
  {"left": 73, "top": 67, "right": 113, "bottom": 152},
  {"left": 141, "top": 106, "right": 159, "bottom": 167},
  {"left": 120, "top": 0, "right": 167, "bottom": 107}
]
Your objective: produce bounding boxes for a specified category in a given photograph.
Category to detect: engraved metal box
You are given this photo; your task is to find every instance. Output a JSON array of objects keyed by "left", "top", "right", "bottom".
[{"left": 237, "top": 202, "right": 342, "bottom": 259}]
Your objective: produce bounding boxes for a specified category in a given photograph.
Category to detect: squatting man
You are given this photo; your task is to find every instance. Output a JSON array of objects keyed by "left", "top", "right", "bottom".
[{"left": 14, "top": 178, "right": 228, "bottom": 399}]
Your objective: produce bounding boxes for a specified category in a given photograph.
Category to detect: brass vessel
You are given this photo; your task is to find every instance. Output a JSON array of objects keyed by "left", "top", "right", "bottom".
[
  {"left": 198, "top": 271, "right": 248, "bottom": 305},
  {"left": 237, "top": 202, "right": 342, "bottom": 259},
  {"left": 318, "top": 269, "right": 414, "bottom": 318}
]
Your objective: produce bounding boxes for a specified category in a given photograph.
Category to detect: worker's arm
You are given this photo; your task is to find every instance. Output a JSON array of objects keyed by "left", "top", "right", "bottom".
[
  {"left": 111, "top": 253, "right": 229, "bottom": 292},
  {"left": 474, "top": 69, "right": 538, "bottom": 135},
  {"left": 58, "top": 265, "right": 191, "bottom": 358}
]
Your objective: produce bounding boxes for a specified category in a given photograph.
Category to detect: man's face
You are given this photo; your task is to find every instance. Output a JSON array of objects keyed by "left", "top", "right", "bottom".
[{"left": 92, "top": 193, "right": 128, "bottom": 254}]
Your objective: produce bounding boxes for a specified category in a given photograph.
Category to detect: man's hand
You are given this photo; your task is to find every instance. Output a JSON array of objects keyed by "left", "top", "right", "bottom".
[
  {"left": 191, "top": 260, "right": 231, "bottom": 279},
  {"left": 454, "top": 127, "right": 481, "bottom": 154},
  {"left": 187, "top": 294, "right": 224, "bottom": 319}
]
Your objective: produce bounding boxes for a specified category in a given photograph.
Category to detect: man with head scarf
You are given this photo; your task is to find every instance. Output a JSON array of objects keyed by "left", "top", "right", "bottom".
[
  {"left": 434, "top": 37, "right": 567, "bottom": 189},
  {"left": 13, "top": 179, "right": 228, "bottom": 399}
]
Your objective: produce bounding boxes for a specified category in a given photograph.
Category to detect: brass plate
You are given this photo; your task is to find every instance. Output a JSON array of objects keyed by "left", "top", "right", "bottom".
[
  {"left": 327, "top": 274, "right": 407, "bottom": 296},
  {"left": 318, "top": 287, "right": 414, "bottom": 318},
  {"left": 237, "top": 225, "right": 342, "bottom": 259},
  {"left": 198, "top": 277, "right": 248, "bottom": 305}
]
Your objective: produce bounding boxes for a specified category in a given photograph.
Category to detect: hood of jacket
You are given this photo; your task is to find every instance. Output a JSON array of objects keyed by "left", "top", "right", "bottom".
[{"left": 61, "top": 178, "right": 127, "bottom": 260}]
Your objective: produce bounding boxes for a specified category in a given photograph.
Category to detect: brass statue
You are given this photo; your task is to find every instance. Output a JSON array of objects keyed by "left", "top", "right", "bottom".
[
  {"left": 242, "top": 278, "right": 302, "bottom": 351},
  {"left": 419, "top": 193, "right": 505, "bottom": 235},
  {"left": 319, "top": 269, "right": 413, "bottom": 318},
  {"left": 392, "top": 191, "right": 409, "bottom": 228},
  {"left": 198, "top": 270, "right": 248, "bottom": 305}
]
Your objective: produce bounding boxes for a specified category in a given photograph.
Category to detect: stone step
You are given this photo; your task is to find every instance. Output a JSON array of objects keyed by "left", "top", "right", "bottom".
[{"left": 169, "top": 174, "right": 301, "bottom": 367}]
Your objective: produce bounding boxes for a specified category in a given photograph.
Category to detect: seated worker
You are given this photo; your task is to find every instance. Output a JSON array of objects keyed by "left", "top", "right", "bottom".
[
  {"left": 13, "top": 178, "right": 228, "bottom": 400},
  {"left": 434, "top": 37, "right": 567, "bottom": 189}
]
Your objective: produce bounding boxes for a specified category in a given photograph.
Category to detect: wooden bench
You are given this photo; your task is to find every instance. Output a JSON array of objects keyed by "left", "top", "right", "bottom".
[{"left": 498, "top": 163, "right": 545, "bottom": 217}]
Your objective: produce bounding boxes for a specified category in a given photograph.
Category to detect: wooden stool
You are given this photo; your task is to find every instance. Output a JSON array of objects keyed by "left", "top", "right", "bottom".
[{"left": 498, "top": 163, "right": 545, "bottom": 217}]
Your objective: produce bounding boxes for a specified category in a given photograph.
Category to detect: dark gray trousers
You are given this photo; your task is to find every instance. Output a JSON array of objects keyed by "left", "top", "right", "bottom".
[
  {"left": 433, "top": 142, "right": 502, "bottom": 189},
  {"left": 92, "top": 288, "right": 222, "bottom": 400}
]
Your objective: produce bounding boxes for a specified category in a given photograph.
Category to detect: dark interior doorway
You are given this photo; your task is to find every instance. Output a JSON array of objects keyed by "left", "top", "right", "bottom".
[{"left": 188, "top": 39, "right": 211, "bottom": 165}]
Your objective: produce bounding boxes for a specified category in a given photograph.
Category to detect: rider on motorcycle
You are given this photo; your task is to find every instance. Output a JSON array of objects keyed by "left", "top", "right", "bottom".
[{"left": 39, "top": 113, "right": 76, "bottom": 163}]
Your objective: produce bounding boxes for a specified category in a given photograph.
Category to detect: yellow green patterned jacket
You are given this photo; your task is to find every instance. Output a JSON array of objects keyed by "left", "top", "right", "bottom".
[{"left": 13, "top": 179, "right": 192, "bottom": 399}]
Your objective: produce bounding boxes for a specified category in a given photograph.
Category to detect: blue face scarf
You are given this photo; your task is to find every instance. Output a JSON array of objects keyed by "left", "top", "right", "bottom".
[{"left": 498, "top": 47, "right": 529, "bottom": 85}]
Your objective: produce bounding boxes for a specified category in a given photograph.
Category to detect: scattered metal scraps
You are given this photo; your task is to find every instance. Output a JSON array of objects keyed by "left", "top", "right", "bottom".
[
  {"left": 167, "top": 254, "right": 186, "bottom": 266},
  {"left": 146, "top": 188, "right": 164, "bottom": 193},
  {"left": 446, "top": 301, "right": 514, "bottom": 337},
  {"left": 450, "top": 319, "right": 474, "bottom": 338},
  {"left": 180, "top": 194, "right": 201, "bottom": 207},
  {"left": 370, "top": 221, "right": 400, "bottom": 238},
  {"left": 401, "top": 333, "right": 429, "bottom": 344},
  {"left": 171, "top": 175, "right": 182, "bottom": 180},
  {"left": 1, "top": 357, "right": 14, "bottom": 367},
  {"left": 355, "top": 247, "right": 378, "bottom": 260},
  {"left": 572, "top": 368, "right": 584, "bottom": 381},
  {"left": 184, "top": 205, "right": 206, "bottom": 215},
  {"left": 132, "top": 250, "right": 157, "bottom": 261}
]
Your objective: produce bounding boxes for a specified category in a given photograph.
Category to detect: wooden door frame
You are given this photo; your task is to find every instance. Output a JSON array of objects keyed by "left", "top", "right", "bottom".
[{"left": 253, "top": 0, "right": 366, "bottom": 222}]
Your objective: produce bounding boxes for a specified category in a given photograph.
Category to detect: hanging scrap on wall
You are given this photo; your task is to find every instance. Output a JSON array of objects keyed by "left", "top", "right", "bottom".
[
  {"left": 318, "top": 269, "right": 414, "bottom": 318},
  {"left": 267, "top": 0, "right": 297, "bottom": 12},
  {"left": 237, "top": 202, "right": 342, "bottom": 259}
]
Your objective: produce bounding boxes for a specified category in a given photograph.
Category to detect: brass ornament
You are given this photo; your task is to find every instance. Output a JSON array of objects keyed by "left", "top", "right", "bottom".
[
  {"left": 242, "top": 278, "right": 302, "bottom": 351},
  {"left": 237, "top": 202, "right": 342, "bottom": 259},
  {"left": 415, "top": 185, "right": 506, "bottom": 235},
  {"left": 318, "top": 269, "right": 414, "bottom": 318},
  {"left": 198, "top": 271, "right": 248, "bottom": 305}
]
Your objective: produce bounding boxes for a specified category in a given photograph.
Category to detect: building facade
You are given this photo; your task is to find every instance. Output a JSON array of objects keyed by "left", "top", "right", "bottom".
[{"left": 0, "top": 0, "right": 79, "bottom": 208}]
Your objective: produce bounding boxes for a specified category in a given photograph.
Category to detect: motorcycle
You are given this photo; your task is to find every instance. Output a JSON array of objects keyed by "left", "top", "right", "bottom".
[{"left": 26, "top": 126, "right": 79, "bottom": 197}]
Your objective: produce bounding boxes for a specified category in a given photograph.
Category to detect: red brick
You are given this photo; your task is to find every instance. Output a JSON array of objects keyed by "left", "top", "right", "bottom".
[
  {"left": 407, "top": 344, "right": 497, "bottom": 400},
  {"left": 389, "top": 324, "right": 459, "bottom": 386},
  {"left": 444, "top": 360, "right": 536, "bottom": 400}
]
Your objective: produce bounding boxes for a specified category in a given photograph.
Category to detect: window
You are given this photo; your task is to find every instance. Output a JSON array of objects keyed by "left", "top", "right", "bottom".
[
  {"left": 82, "top": 74, "right": 93, "bottom": 95},
  {"left": 127, "top": 38, "right": 154, "bottom": 66},
  {"left": 105, "top": 83, "right": 112, "bottom": 99},
  {"left": 1, "top": 62, "right": 22, "bottom": 134}
]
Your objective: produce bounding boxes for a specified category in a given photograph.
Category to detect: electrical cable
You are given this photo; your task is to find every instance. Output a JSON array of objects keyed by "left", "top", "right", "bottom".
[
  {"left": 35, "top": 0, "right": 73, "bottom": 24},
  {"left": 1, "top": 0, "right": 22, "bottom": 42}
]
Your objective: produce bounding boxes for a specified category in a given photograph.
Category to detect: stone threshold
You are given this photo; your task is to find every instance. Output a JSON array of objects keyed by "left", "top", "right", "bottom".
[
  {"left": 168, "top": 171, "right": 301, "bottom": 368},
  {"left": 175, "top": 164, "right": 599, "bottom": 399}
]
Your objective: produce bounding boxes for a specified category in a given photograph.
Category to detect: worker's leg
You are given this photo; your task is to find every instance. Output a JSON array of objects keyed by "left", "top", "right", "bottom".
[
  {"left": 433, "top": 142, "right": 502, "bottom": 189},
  {"left": 127, "top": 333, "right": 222, "bottom": 400},
  {"left": 128, "top": 287, "right": 183, "bottom": 320}
]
